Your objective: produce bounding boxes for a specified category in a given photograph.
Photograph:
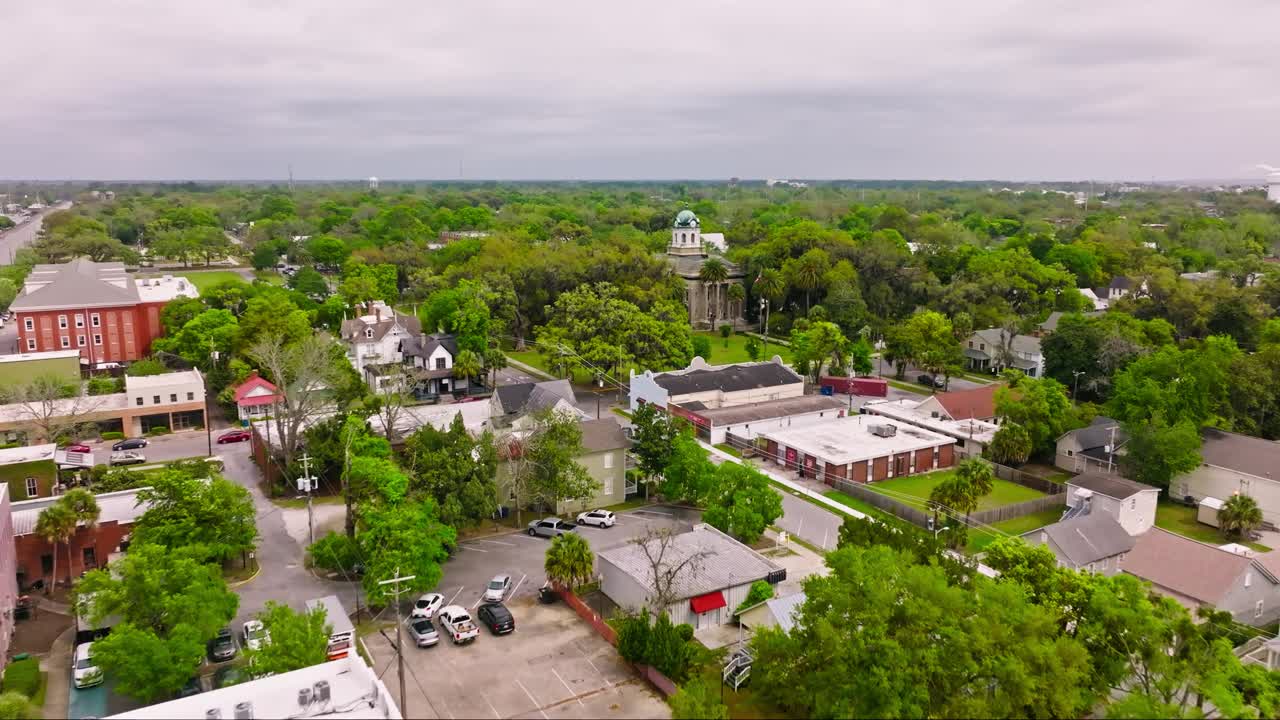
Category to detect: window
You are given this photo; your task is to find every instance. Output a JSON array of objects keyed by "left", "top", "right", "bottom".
[
  {"left": 41, "top": 554, "right": 53, "bottom": 574},
  {"left": 968, "top": 341, "right": 973, "bottom": 348},
  {"left": 60, "top": 336, "right": 69, "bottom": 349},
  {"left": 75, "top": 314, "right": 84, "bottom": 328},
  {"left": 1118, "top": 552, "right": 1127, "bottom": 565},
  {"left": 23, "top": 317, "right": 33, "bottom": 331},
  {"left": 187, "top": 392, "right": 194, "bottom": 401},
  {"left": 77, "top": 335, "right": 85, "bottom": 347},
  {"left": 82, "top": 547, "right": 96, "bottom": 570},
  {"left": 979, "top": 343, "right": 985, "bottom": 351},
  {"left": 24, "top": 477, "right": 38, "bottom": 497},
  {"left": 170, "top": 393, "right": 177, "bottom": 403},
  {"left": 1129, "top": 498, "right": 1136, "bottom": 510},
  {"left": 1257, "top": 600, "right": 1265, "bottom": 619},
  {"left": 135, "top": 397, "right": 143, "bottom": 406},
  {"left": 435, "top": 358, "right": 446, "bottom": 370},
  {"left": 152, "top": 395, "right": 160, "bottom": 405},
  {"left": 58, "top": 314, "right": 67, "bottom": 329},
  {"left": 93, "top": 334, "right": 102, "bottom": 345},
  {"left": 1066, "top": 449, "right": 1074, "bottom": 457},
  {"left": 25, "top": 339, "right": 35, "bottom": 351},
  {"left": 603, "top": 452, "right": 615, "bottom": 469},
  {"left": 1086, "top": 562, "right": 1095, "bottom": 573},
  {"left": 365, "top": 328, "right": 373, "bottom": 338},
  {"left": 91, "top": 313, "right": 101, "bottom": 327}
]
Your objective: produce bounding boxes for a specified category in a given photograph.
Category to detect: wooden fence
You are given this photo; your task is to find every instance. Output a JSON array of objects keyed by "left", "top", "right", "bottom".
[
  {"left": 831, "top": 475, "right": 1067, "bottom": 530},
  {"left": 831, "top": 479, "right": 932, "bottom": 528},
  {"left": 968, "top": 494, "right": 1066, "bottom": 525},
  {"left": 988, "top": 461, "right": 1066, "bottom": 495}
]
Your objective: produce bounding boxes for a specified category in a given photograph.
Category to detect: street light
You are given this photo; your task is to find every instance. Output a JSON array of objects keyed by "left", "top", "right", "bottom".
[{"left": 1071, "top": 370, "right": 1084, "bottom": 404}]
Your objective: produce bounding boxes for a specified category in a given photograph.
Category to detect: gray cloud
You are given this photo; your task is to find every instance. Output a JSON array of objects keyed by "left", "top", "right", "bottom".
[{"left": 3, "top": 0, "right": 1278, "bottom": 180}]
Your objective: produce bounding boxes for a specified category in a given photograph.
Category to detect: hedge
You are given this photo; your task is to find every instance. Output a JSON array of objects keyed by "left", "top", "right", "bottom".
[
  {"left": 2, "top": 658, "right": 39, "bottom": 699},
  {"left": 101, "top": 431, "right": 124, "bottom": 440},
  {"left": 146, "top": 426, "right": 170, "bottom": 436}
]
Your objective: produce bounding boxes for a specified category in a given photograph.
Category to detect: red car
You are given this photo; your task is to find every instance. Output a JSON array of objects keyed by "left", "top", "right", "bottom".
[
  {"left": 217, "top": 430, "right": 252, "bottom": 444},
  {"left": 65, "top": 444, "right": 91, "bottom": 454}
]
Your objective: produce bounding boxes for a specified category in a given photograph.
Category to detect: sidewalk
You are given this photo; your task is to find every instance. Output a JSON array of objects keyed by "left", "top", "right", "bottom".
[{"left": 42, "top": 626, "right": 74, "bottom": 720}]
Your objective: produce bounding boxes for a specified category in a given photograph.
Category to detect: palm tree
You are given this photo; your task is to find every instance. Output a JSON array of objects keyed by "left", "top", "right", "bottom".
[
  {"left": 452, "top": 349, "right": 482, "bottom": 392},
  {"left": 955, "top": 458, "right": 995, "bottom": 525},
  {"left": 726, "top": 283, "right": 746, "bottom": 331},
  {"left": 1219, "top": 493, "right": 1264, "bottom": 540},
  {"left": 928, "top": 475, "right": 974, "bottom": 542},
  {"left": 60, "top": 489, "right": 100, "bottom": 575},
  {"left": 34, "top": 503, "right": 76, "bottom": 593},
  {"left": 544, "top": 532, "right": 595, "bottom": 591},
  {"left": 754, "top": 268, "right": 786, "bottom": 346},
  {"left": 482, "top": 346, "right": 507, "bottom": 391},
  {"left": 790, "top": 249, "right": 830, "bottom": 312},
  {"left": 699, "top": 259, "right": 729, "bottom": 328}
]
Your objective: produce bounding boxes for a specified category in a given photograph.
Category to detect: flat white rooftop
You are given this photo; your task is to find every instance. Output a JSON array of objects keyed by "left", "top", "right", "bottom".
[
  {"left": 758, "top": 415, "right": 954, "bottom": 465},
  {"left": 124, "top": 370, "right": 204, "bottom": 389},
  {"left": 0, "top": 349, "right": 82, "bottom": 364},
  {"left": 109, "top": 653, "right": 400, "bottom": 719},
  {"left": 0, "top": 443, "right": 56, "bottom": 466},
  {"left": 864, "top": 399, "right": 999, "bottom": 444},
  {"left": 134, "top": 274, "right": 200, "bottom": 303}
]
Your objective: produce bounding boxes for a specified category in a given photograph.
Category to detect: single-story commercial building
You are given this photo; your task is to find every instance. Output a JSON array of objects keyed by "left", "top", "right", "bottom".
[
  {"left": 674, "top": 394, "right": 847, "bottom": 445},
  {"left": 1021, "top": 513, "right": 1135, "bottom": 575},
  {"left": 0, "top": 349, "right": 82, "bottom": 388},
  {"left": 0, "top": 369, "right": 205, "bottom": 440},
  {"left": 11, "top": 487, "right": 147, "bottom": 591},
  {"left": 863, "top": 398, "right": 998, "bottom": 458},
  {"left": 598, "top": 523, "right": 784, "bottom": 629},
  {"left": 755, "top": 415, "right": 956, "bottom": 485},
  {"left": 0, "top": 444, "right": 59, "bottom": 500},
  {"left": 629, "top": 357, "right": 802, "bottom": 412},
  {"left": 1065, "top": 472, "right": 1158, "bottom": 536},
  {"left": 1173, "top": 428, "right": 1280, "bottom": 526},
  {"left": 1055, "top": 416, "right": 1126, "bottom": 475}
]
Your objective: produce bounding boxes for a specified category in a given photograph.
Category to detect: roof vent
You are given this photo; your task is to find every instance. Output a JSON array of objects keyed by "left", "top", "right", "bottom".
[
  {"left": 869, "top": 424, "right": 897, "bottom": 438},
  {"left": 314, "top": 680, "right": 331, "bottom": 703},
  {"left": 298, "top": 687, "right": 313, "bottom": 707},
  {"left": 234, "top": 702, "right": 253, "bottom": 719},
  {"left": 206, "top": 710, "right": 222, "bottom": 720}
]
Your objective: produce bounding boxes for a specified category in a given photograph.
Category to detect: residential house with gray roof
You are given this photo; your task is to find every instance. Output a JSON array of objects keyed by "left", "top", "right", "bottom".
[
  {"left": 964, "top": 328, "right": 1044, "bottom": 377},
  {"left": 1021, "top": 513, "right": 1136, "bottom": 575},
  {"left": 1174, "top": 428, "right": 1280, "bottom": 526},
  {"left": 1056, "top": 416, "right": 1127, "bottom": 475},
  {"left": 339, "top": 300, "right": 421, "bottom": 384}
]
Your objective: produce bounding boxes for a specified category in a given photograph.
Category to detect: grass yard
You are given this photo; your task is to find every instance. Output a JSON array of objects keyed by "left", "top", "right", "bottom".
[
  {"left": 820, "top": 489, "right": 908, "bottom": 528},
  {"left": 714, "top": 443, "right": 743, "bottom": 458},
  {"left": 1155, "top": 502, "right": 1271, "bottom": 552},
  {"left": 866, "top": 470, "right": 1046, "bottom": 511},
  {"left": 967, "top": 507, "right": 1065, "bottom": 553},
  {"left": 145, "top": 269, "right": 245, "bottom": 292}
]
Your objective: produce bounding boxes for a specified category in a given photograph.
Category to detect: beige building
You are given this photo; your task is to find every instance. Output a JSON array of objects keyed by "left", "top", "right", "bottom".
[
  {"left": 497, "top": 418, "right": 631, "bottom": 515},
  {"left": 1174, "top": 429, "right": 1280, "bottom": 526},
  {"left": 629, "top": 357, "right": 803, "bottom": 412},
  {"left": 663, "top": 210, "right": 744, "bottom": 329}
]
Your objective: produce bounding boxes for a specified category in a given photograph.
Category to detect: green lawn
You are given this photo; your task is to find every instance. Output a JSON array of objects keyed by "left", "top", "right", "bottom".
[
  {"left": 1155, "top": 502, "right": 1271, "bottom": 552},
  {"left": 714, "top": 443, "right": 743, "bottom": 458},
  {"left": 143, "top": 269, "right": 246, "bottom": 292},
  {"left": 820, "top": 489, "right": 908, "bottom": 528},
  {"left": 967, "top": 507, "right": 1064, "bottom": 553},
  {"left": 866, "top": 471, "right": 1046, "bottom": 511}
]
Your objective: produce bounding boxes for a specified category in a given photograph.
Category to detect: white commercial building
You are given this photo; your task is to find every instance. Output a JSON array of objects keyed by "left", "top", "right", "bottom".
[
  {"left": 756, "top": 415, "right": 956, "bottom": 485},
  {"left": 677, "top": 394, "right": 847, "bottom": 446},
  {"left": 863, "top": 398, "right": 998, "bottom": 458},
  {"left": 108, "top": 653, "right": 400, "bottom": 719}
]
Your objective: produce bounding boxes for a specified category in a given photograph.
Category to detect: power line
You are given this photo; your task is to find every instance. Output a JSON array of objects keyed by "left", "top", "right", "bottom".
[{"left": 378, "top": 569, "right": 416, "bottom": 719}]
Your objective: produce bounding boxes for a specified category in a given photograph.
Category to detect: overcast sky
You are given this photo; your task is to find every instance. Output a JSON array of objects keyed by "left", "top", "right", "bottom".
[{"left": 4, "top": 1, "right": 1279, "bottom": 181}]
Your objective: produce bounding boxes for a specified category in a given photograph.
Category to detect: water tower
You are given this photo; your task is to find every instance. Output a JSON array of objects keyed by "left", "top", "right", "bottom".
[
  {"left": 1260, "top": 165, "right": 1280, "bottom": 203},
  {"left": 368, "top": 176, "right": 379, "bottom": 191}
]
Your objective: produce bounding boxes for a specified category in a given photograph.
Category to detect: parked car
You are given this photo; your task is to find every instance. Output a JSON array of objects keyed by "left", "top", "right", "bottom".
[
  {"left": 109, "top": 451, "right": 146, "bottom": 466},
  {"left": 437, "top": 605, "right": 479, "bottom": 644},
  {"left": 527, "top": 517, "right": 577, "bottom": 538},
  {"left": 576, "top": 509, "right": 616, "bottom": 528},
  {"left": 112, "top": 438, "right": 147, "bottom": 451},
  {"left": 483, "top": 574, "right": 512, "bottom": 603},
  {"left": 917, "top": 374, "right": 945, "bottom": 388},
  {"left": 217, "top": 429, "right": 252, "bottom": 444},
  {"left": 242, "top": 619, "right": 269, "bottom": 650},
  {"left": 176, "top": 676, "right": 204, "bottom": 698},
  {"left": 408, "top": 618, "right": 439, "bottom": 648},
  {"left": 411, "top": 593, "right": 444, "bottom": 620},
  {"left": 213, "top": 665, "right": 246, "bottom": 689},
  {"left": 65, "top": 443, "right": 91, "bottom": 454},
  {"left": 477, "top": 603, "right": 515, "bottom": 635},
  {"left": 208, "top": 627, "right": 238, "bottom": 662},
  {"left": 73, "top": 641, "right": 103, "bottom": 689}
]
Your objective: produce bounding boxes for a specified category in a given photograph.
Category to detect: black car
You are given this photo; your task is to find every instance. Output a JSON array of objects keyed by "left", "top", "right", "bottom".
[
  {"left": 208, "top": 627, "right": 237, "bottom": 662},
  {"left": 916, "top": 374, "right": 945, "bottom": 389},
  {"left": 112, "top": 438, "right": 148, "bottom": 451},
  {"left": 477, "top": 602, "right": 515, "bottom": 635}
]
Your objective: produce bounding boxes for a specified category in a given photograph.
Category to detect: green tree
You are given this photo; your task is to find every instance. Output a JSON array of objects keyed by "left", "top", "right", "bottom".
[
  {"left": 509, "top": 408, "right": 598, "bottom": 514},
  {"left": 153, "top": 309, "right": 239, "bottom": 370},
  {"left": 159, "top": 296, "right": 205, "bottom": 335},
  {"left": 670, "top": 678, "right": 730, "bottom": 720},
  {"left": 133, "top": 469, "right": 257, "bottom": 563},
  {"left": 125, "top": 357, "right": 168, "bottom": 376},
  {"left": 726, "top": 282, "right": 746, "bottom": 331},
  {"left": 544, "top": 532, "right": 595, "bottom": 590},
  {"left": 790, "top": 320, "right": 849, "bottom": 382},
  {"left": 452, "top": 349, "right": 482, "bottom": 389},
  {"left": 1122, "top": 418, "right": 1202, "bottom": 491},
  {"left": 75, "top": 544, "right": 238, "bottom": 701},
  {"left": 734, "top": 580, "right": 774, "bottom": 614},
  {"left": 691, "top": 334, "right": 711, "bottom": 360},
  {"left": 646, "top": 612, "right": 692, "bottom": 681},
  {"left": 241, "top": 601, "right": 331, "bottom": 678},
  {"left": 148, "top": 229, "right": 199, "bottom": 266},
  {"left": 660, "top": 432, "right": 717, "bottom": 504},
  {"left": 1217, "top": 493, "right": 1264, "bottom": 540},
  {"left": 401, "top": 414, "right": 499, "bottom": 528},
  {"left": 928, "top": 472, "right": 977, "bottom": 537},
  {"left": 0, "top": 691, "right": 37, "bottom": 720},
  {"left": 784, "top": 247, "right": 831, "bottom": 311},
  {"left": 34, "top": 502, "right": 76, "bottom": 592},
  {"left": 627, "top": 402, "right": 681, "bottom": 492},
  {"left": 357, "top": 498, "right": 456, "bottom": 605},
  {"left": 305, "top": 235, "right": 350, "bottom": 268},
  {"left": 995, "top": 373, "right": 1077, "bottom": 457},
  {"left": 744, "top": 335, "right": 762, "bottom": 361},
  {"left": 699, "top": 258, "right": 729, "bottom": 328},
  {"left": 0, "top": 278, "right": 18, "bottom": 313},
  {"left": 702, "top": 462, "right": 783, "bottom": 544},
  {"left": 987, "top": 422, "right": 1033, "bottom": 465},
  {"left": 288, "top": 266, "right": 329, "bottom": 297}
]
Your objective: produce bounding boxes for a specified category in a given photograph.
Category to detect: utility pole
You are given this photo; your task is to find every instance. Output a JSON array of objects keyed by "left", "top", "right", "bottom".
[
  {"left": 379, "top": 568, "right": 416, "bottom": 718},
  {"left": 298, "top": 454, "right": 315, "bottom": 544},
  {"left": 1071, "top": 370, "right": 1084, "bottom": 405}
]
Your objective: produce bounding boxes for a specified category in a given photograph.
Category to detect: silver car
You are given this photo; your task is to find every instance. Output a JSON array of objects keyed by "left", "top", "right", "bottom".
[
  {"left": 483, "top": 574, "right": 512, "bottom": 603},
  {"left": 408, "top": 619, "right": 438, "bottom": 648},
  {"left": 526, "top": 517, "right": 577, "bottom": 538}
]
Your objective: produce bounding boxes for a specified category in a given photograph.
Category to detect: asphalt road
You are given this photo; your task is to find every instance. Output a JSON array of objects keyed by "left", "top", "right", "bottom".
[{"left": 0, "top": 203, "right": 70, "bottom": 264}]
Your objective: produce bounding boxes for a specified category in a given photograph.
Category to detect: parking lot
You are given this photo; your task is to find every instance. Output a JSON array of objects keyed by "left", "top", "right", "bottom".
[{"left": 364, "top": 598, "right": 669, "bottom": 719}]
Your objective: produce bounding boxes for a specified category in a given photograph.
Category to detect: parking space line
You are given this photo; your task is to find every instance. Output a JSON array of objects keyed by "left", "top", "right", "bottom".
[
  {"left": 630, "top": 509, "right": 674, "bottom": 518},
  {"left": 552, "top": 667, "right": 584, "bottom": 707},
  {"left": 459, "top": 545, "right": 489, "bottom": 552},
  {"left": 515, "top": 678, "right": 549, "bottom": 720},
  {"left": 511, "top": 573, "right": 528, "bottom": 598},
  {"left": 475, "top": 539, "right": 515, "bottom": 547},
  {"left": 447, "top": 586, "right": 464, "bottom": 605},
  {"left": 481, "top": 692, "right": 501, "bottom": 719}
]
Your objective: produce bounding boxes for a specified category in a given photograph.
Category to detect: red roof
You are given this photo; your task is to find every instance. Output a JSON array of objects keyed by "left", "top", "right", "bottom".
[
  {"left": 233, "top": 372, "right": 281, "bottom": 407},
  {"left": 933, "top": 384, "right": 999, "bottom": 421},
  {"left": 689, "top": 591, "right": 727, "bottom": 614}
]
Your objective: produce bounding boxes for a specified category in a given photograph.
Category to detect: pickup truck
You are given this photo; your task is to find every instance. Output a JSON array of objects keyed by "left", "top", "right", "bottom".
[
  {"left": 526, "top": 517, "right": 577, "bottom": 538},
  {"left": 437, "top": 605, "right": 479, "bottom": 645}
]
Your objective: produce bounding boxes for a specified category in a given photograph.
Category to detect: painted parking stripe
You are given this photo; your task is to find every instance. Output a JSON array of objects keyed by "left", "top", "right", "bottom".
[
  {"left": 447, "top": 586, "right": 464, "bottom": 605},
  {"left": 475, "top": 539, "right": 515, "bottom": 547},
  {"left": 515, "top": 678, "right": 549, "bottom": 720},
  {"left": 510, "top": 573, "right": 528, "bottom": 598},
  {"left": 459, "top": 545, "right": 488, "bottom": 553},
  {"left": 552, "top": 667, "right": 585, "bottom": 707},
  {"left": 631, "top": 509, "right": 674, "bottom": 518},
  {"left": 481, "top": 692, "right": 501, "bottom": 719}
]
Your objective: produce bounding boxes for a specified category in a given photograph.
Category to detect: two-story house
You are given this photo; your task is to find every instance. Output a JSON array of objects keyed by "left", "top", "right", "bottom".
[
  {"left": 964, "top": 328, "right": 1044, "bottom": 378},
  {"left": 399, "top": 333, "right": 469, "bottom": 398},
  {"left": 1063, "top": 472, "right": 1158, "bottom": 536},
  {"left": 339, "top": 301, "right": 421, "bottom": 385}
]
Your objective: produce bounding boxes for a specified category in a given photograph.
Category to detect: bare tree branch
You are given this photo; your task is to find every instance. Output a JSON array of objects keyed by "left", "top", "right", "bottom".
[{"left": 631, "top": 527, "right": 710, "bottom": 612}]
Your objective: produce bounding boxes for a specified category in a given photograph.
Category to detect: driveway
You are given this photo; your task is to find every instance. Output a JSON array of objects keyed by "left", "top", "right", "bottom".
[
  {"left": 78, "top": 429, "right": 225, "bottom": 466},
  {"left": 362, "top": 599, "right": 670, "bottom": 720}
]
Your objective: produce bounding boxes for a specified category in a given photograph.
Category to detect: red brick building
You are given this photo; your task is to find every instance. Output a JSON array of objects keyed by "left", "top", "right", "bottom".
[
  {"left": 10, "top": 260, "right": 199, "bottom": 367},
  {"left": 10, "top": 488, "right": 146, "bottom": 590}
]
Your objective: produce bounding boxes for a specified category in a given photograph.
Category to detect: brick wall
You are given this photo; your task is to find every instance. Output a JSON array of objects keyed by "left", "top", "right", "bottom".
[
  {"left": 15, "top": 521, "right": 132, "bottom": 588},
  {"left": 15, "top": 304, "right": 153, "bottom": 363}
]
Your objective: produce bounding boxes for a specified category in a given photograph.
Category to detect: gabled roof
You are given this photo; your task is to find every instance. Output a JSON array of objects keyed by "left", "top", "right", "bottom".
[
  {"left": 1200, "top": 428, "right": 1280, "bottom": 481},
  {"left": 1067, "top": 472, "right": 1157, "bottom": 500},
  {"left": 11, "top": 259, "right": 139, "bottom": 311},
  {"left": 1060, "top": 415, "right": 1127, "bottom": 452},
  {"left": 233, "top": 372, "right": 280, "bottom": 406},
  {"left": 401, "top": 333, "right": 458, "bottom": 360},
  {"left": 598, "top": 524, "right": 781, "bottom": 602},
  {"left": 494, "top": 379, "right": 576, "bottom": 416},
  {"left": 1123, "top": 528, "right": 1273, "bottom": 605},
  {"left": 340, "top": 309, "right": 421, "bottom": 344},
  {"left": 930, "top": 384, "right": 998, "bottom": 421},
  {"left": 578, "top": 418, "right": 630, "bottom": 453},
  {"left": 765, "top": 592, "right": 805, "bottom": 633},
  {"left": 653, "top": 361, "right": 801, "bottom": 397},
  {"left": 1024, "top": 513, "right": 1135, "bottom": 566},
  {"left": 970, "top": 328, "right": 1042, "bottom": 357}
]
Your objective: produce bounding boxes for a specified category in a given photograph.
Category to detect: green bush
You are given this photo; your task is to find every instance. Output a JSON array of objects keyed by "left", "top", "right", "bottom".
[
  {"left": 691, "top": 335, "right": 712, "bottom": 359},
  {"left": 676, "top": 623, "right": 694, "bottom": 642},
  {"left": 734, "top": 580, "right": 775, "bottom": 614},
  {"left": 87, "top": 377, "right": 123, "bottom": 396},
  {"left": 0, "top": 691, "right": 40, "bottom": 720},
  {"left": 2, "top": 657, "right": 40, "bottom": 698},
  {"left": 101, "top": 431, "right": 125, "bottom": 441},
  {"left": 647, "top": 612, "right": 691, "bottom": 682},
  {"left": 616, "top": 613, "right": 650, "bottom": 665},
  {"left": 146, "top": 426, "right": 170, "bottom": 436},
  {"left": 308, "top": 532, "right": 360, "bottom": 573},
  {"left": 670, "top": 678, "right": 729, "bottom": 720},
  {"left": 0, "top": 443, "right": 18, "bottom": 450}
]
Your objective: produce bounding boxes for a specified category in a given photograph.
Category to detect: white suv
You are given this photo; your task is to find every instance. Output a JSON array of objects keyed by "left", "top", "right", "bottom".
[
  {"left": 576, "top": 510, "right": 616, "bottom": 528},
  {"left": 74, "top": 642, "right": 103, "bottom": 688}
]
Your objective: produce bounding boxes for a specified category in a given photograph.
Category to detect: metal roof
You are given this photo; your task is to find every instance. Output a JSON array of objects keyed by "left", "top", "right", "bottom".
[
  {"left": 765, "top": 591, "right": 805, "bottom": 633},
  {"left": 598, "top": 524, "right": 781, "bottom": 602},
  {"left": 686, "top": 394, "right": 845, "bottom": 426},
  {"left": 11, "top": 487, "right": 148, "bottom": 537},
  {"left": 11, "top": 259, "right": 139, "bottom": 311},
  {"left": 1025, "top": 513, "right": 1135, "bottom": 566}
]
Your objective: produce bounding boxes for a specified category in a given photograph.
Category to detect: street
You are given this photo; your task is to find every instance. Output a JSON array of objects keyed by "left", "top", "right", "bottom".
[{"left": 0, "top": 203, "right": 69, "bottom": 265}]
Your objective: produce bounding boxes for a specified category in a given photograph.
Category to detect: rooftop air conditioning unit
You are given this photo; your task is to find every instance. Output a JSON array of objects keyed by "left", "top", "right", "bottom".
[
  {"left": 870, "top": 424, "right": 897, "bottom": 438},
  {"left": 205, "top": 710, "right": 222, "bottom": 720},
  {"left": 234, "top": 702, "right": 253, "bottom": 720}
]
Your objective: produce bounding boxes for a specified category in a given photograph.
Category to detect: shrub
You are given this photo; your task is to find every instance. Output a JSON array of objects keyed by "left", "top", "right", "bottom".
[
  {"left": 101, "top": 431, "right": 124, "bottom": 441},
  {"left": 670, "top": 678, "right": 729, "bottom": 720},
  {"left": 2, "top": 658, "right": 40, "bottom": 699},
  {"left": 734, "top": 580, "right": 775, "bottom": 614},
  {"left": 616, "top": 613, "right": 650, "bottom": 665},
  {"left": 676, "top": 623, "right": 694, "bottom": 642},
  {"left": 647, "top": 612, "right": 691, "bottom": 682},
  {"left": 146, "top": 426, "right": 170, "bottom": 436},
  {"left": 691, "top": 335, "right": 712, "bottom": 360},
  {"left": 0, "top": 691, "right": 39, "bottom": 720},
  {"left": 308, "top": 532, "right": 360, "bottom": 573}
]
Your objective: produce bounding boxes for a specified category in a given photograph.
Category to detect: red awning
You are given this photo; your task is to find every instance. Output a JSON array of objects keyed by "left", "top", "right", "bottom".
[{"left": 690, "top": 591, "right": 727, "bottom": 614}]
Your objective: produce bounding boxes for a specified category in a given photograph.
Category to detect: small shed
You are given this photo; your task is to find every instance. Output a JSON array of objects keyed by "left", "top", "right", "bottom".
[
  {"left": 1198, "top": 496, "right": 1224, "bottom": 528},
  {"left": 232, "top": 372, "right": 281, "bottom": 423}
]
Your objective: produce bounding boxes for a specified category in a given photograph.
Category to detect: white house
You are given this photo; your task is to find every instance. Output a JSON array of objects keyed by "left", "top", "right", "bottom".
[
  {"left": 1174, "top": 428, "right": 1280, "bottom": 526},
  {"left": 1064, "top": 472, "right": 1159, "bottom": 536},
  {"left": 1055, "top": 416, "right": 1127, "bottom": 475},
  {"left": 397, "top": 332, "right": 469, "bottom": 397},
  {"left": 963, "top": 329, "right": 1044, "bottom": 377},
  {"left": 339, "top": 301, "right": 421, "bottom": 378}
]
